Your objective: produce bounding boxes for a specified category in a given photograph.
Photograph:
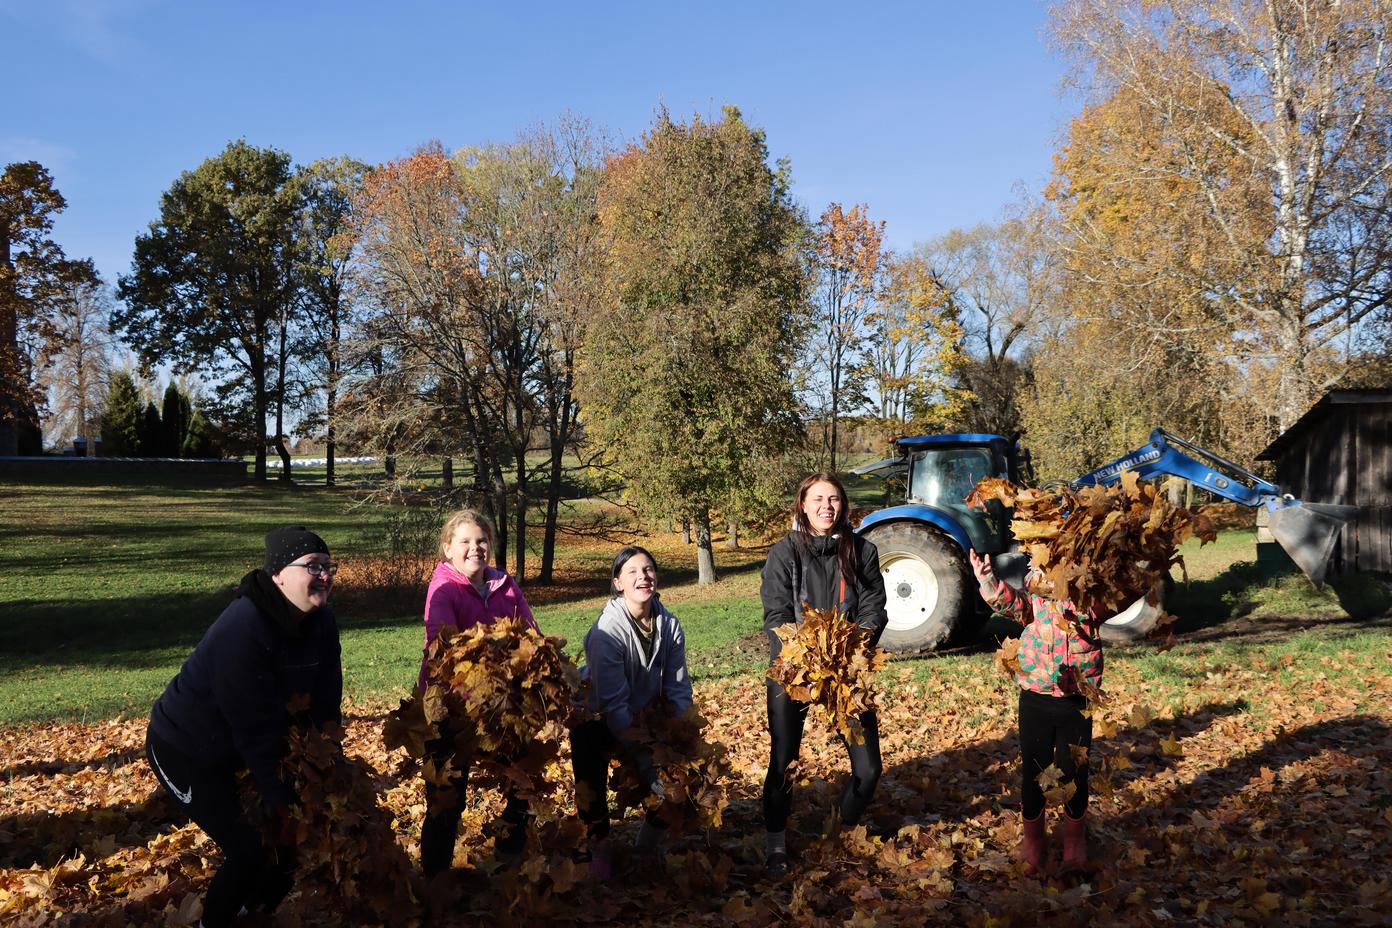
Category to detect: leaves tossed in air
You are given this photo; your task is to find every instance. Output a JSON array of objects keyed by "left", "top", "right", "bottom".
[
  {"left": 967, "top": 473, "right": 1217, "bottom": 617},
  {"left": 768, "top": 604, "right": 890, "bottom": 745},
  {"left": 276, "top": 722, "right": 421, "bottom": 926},
  {"left": 608, "top": 701, "right": 735, "bottom": 835}
]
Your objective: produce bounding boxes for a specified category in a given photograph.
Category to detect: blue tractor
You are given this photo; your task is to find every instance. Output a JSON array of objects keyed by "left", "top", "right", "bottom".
[{"left": 853, "top": 428, "right": 1356, "bottom": 652}]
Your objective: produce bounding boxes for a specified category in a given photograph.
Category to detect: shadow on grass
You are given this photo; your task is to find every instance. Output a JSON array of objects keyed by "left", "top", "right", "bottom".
[
  {"left": 854, "top": 699, "right": 1249, "bottom": 838},
  {"left": 0, "top": 790, "right": 173, "bottom": 869},
  {"left": 0, "top": 589, "right": 428, "bottom": 670},
  {"left": 1164, "top": 562, "right": 1392, "bottom": 645}
]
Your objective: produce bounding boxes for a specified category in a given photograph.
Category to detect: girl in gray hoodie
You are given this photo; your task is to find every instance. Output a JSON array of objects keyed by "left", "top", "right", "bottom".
[{"left": 572, "top": 545, "right": 692, "bottom": 880}]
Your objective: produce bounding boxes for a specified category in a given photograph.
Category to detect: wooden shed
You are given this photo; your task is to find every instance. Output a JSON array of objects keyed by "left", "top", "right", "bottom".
[{"left": 1256, "top": 389, "right": 1392, "bottom": 574}]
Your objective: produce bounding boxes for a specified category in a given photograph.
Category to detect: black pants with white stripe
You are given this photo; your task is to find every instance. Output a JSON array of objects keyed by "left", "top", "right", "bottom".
[{"left": 145, "top": 727, "right": 294, "bottom": 928}]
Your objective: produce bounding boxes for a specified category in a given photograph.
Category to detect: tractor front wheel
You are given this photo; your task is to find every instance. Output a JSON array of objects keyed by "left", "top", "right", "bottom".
[{"left": 862, "top": 522, "right": 969, "bottom": 653}]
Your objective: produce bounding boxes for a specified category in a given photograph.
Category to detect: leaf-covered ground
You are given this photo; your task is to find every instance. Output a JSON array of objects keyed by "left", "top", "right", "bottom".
[{"left": 4, "top": 623, "right": 1390, "bottom": 927}]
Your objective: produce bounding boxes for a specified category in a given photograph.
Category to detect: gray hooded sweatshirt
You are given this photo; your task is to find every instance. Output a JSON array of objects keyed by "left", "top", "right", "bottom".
[{"left": 581, "top": 596, "right": 693, "bottom": 736}]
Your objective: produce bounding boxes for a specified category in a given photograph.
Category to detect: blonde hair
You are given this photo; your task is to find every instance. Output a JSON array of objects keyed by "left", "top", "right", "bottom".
[{"left": 438, "top": 508, "right": 495, "bottom": 559}]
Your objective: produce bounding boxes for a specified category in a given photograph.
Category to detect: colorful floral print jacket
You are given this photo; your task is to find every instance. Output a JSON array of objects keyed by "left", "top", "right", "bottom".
[{"left": 986, "top": 577, "right": 1104, "bottom": 697}]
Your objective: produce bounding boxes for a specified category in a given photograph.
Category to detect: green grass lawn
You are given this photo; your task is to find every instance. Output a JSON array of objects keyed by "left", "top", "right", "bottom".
[
  {"left": 0, "top": 473, "right": 770, "bottom": 723},
  {"left": 3, "top": 473, "right": 1388, "bottom": 724}
]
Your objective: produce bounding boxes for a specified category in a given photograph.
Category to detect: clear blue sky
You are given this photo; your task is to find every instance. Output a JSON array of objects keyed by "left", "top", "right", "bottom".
[{"left": 6, "top": 0, "right": 1072, "bottom": 288}]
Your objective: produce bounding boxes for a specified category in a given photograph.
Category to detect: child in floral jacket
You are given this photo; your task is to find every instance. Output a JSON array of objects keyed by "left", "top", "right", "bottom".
[{"left": 969, "top": 548, "right": 1101, "bottom": 875}]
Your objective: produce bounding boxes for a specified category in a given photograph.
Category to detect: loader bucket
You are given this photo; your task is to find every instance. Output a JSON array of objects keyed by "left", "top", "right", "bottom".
[{"left": 1267, "top": 502, "right": 1359, "bottom": 589}]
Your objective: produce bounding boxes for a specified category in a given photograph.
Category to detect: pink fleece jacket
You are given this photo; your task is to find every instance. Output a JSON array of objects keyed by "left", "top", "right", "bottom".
[{"left": 417, "top": 561, "right": 538, "bottom": 689}]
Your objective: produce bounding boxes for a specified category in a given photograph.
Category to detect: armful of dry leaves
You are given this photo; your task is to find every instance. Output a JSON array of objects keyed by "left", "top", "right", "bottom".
[{"left": 767, "top": 604, "right": 891, "bottom": 746}]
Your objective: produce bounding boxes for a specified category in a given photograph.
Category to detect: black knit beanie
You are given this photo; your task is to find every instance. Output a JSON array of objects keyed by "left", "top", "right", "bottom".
[{"left": 264, "top": 525, "right": 330, "bottom": 576}]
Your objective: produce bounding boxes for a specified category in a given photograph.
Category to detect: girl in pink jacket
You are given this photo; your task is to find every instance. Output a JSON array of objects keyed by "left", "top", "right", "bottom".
[
  {"left": 418, "top": 509, "right": 538, "bottom": 876},
  {"left": 970, "top": 548, "right": 1102, "bottom": 876}
]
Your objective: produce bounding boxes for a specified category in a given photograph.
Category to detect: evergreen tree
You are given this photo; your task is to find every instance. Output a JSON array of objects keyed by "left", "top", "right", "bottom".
[
  {"left": 181, "top": 405, "right": 218, "bottom": 458},
  {"left": 160, "top": 382, "right": 189, "bottom": 456},
  {"left": 138, "top": 401, "right": 161, "bottom": 456},
  {"left": 99, "top": 372, "right": 141, "bottom": 456}
]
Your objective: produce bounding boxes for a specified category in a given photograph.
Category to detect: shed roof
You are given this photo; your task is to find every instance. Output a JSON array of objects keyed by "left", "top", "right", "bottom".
[{"left": 1256, "top": 389, "right": 1392, "bottom": 461}]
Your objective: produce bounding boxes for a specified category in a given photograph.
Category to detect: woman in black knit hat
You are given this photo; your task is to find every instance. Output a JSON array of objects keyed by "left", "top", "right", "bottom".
[{"left": 144, "top": 526, "right": 343, "bottom": 928}]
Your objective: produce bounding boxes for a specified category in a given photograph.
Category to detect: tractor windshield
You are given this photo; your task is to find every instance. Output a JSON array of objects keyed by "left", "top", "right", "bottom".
[{"left": 909, "top": 447, "right": 1003, "bottom": 550}]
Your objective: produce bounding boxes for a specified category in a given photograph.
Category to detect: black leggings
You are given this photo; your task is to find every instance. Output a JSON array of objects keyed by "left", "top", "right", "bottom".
[
  {"left": 145, "top": 728, "right": 294, "bottom": 928},
  {"left": 761, "top": 683, "right": 882, "bottom": 833},
  {"left": 419, "top": 734, "right": 530, "bottom": 876},
  {"left": 569, "top": 719, "right": 665, "bottom": 841},
  {"left": 1018, "top": 688, "right": 1092, "bottom": 819}
]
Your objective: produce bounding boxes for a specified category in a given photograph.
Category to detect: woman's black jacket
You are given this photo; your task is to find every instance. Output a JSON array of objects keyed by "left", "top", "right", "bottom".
[
  {"left": 760, "top": 532, "right": 888, "bottom": 662},
  {"left": 148, "top": 569, "right": 342, "bottom": 807}
]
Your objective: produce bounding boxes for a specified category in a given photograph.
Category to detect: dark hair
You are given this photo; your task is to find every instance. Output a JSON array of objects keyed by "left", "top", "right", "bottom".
[
  {"left": 611, "top": 545, "right": 657, "bottom": 592},
  {"left": 792, "top": 472, "right": 858, "bottom": 585}
]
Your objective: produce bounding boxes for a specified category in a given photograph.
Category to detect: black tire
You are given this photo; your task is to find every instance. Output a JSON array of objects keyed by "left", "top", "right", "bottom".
[
  {"left": 861, "top": 522, "right": 969, "bottom": 653},
  {"left": 1100, "top": 574, "right": 1176, "bottom": 643}
]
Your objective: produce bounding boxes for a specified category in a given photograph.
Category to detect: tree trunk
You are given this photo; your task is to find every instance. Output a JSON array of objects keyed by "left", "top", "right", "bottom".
[
  {"left": 0, "top": 221, "right": 18, "bottom": 457},
  {"left": 325, "top": 337, "right": 337, "bottom": 488},
  {"left": 252, "top": 363, "right": 268, "bottom": 482},
  {"left": 514, "top": 453, "right": 527, "bottom": 581},
  {"left": 442, "top": 456, "right": 453, "bottom": 489},
  {"left": 491, "top": 457, "right": 509, "bottom": 570},
  {"left": 695, "top": 509, "right": 718, "bottom": 585},
  {"left": 539, "top": 425, "right": 567, "bottom": 585},
  {"left": 829, "top": 389, "right": 839, "bottom": 474},
  {"left": 681, "top": 518, "right": 692, "bottom": 545},
  {"left": 725, "top": 519, "right": 739, "bottom": 549},
  {"left": 274, "top": 309, "right": 292, "bottom": 482}
]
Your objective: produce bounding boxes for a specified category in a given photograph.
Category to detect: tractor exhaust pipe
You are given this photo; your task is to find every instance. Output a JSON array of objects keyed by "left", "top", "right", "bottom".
[{"left": 1267, "top": 501, "right": 1359, "bottom": 589}]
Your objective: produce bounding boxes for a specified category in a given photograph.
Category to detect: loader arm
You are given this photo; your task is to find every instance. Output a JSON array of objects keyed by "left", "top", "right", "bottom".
[{"left": 1073, "top": 429, "right": 1356, "bottom": 588}]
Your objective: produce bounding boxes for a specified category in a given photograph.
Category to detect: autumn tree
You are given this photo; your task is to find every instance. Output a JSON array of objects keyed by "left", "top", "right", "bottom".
[
  {"left": 856, "top": 249, "right": 970, "bottom": 451},
  {"left": 297, "top": 156, "right": 371, "bottom": 487},
  {"left": 454, "top": 122, "right": 606, "bottom": 582},
  {"left": 918, "top": 194, "right": 1057, "bottom": 436},
  {"left": 580, "top": 106, "right": 809, "bottom": 584},
  {"left": 1050, "top": 0, "right": 1392, "bottom": 433},
  {"left": 346, "top": 144, "right": 513, "bottom": 554},
  {"left": 37, "top": 276, "right": 113, "bottom": 452},
  {"left": 1042, "top": 78, "right": 1275, "bottom": 467},
  {"left": 115, "top": 141, "right": 305, "bottom": 481},
  {"left": 806, "top": 203, "right": 883, "bottom": 470},
  {"left": 0, "top": 162, "right": 99, "bottom": 455}
]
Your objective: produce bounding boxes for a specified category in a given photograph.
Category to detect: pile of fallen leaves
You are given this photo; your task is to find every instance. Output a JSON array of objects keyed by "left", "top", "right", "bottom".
[
  {"left": 967, "top": 472, "right": 1217, "bottom": 616},
  {"left": 768, "top": 604, "right": 890, "bottom": 745},
  {"left": 608, "top": 702, "right": 735, "bottom": 835},
  {"left": 384, "top": 618, "right": 580, "bottom": 812},
  {"left": 3, "top": 639, "right": 1392, "bottom": 926},
  {"left": 275, "top": 722, "right": 421, "bottom": 926}
]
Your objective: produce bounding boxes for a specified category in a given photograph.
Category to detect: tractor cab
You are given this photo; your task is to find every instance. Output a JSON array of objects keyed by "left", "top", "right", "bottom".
[
  {"left": 858, "top": 433, "right": 1026, "bottom": 554},
  {"left": 898, "top": 434, "right": 1024, "bottom": 554}
]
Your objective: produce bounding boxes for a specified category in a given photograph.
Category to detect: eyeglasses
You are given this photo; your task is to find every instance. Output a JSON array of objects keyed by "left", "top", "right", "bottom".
[{"left": 284, "top": 561, "right": 339, "bottom": 579}]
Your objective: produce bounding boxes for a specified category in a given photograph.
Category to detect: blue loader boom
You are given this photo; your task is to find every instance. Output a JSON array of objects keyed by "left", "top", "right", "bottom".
[{"left": 1074, "top": 429, "right": 1356, "bottom": 589}]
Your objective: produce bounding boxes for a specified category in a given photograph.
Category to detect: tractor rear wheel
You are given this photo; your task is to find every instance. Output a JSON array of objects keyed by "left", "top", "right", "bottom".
[{"left": 862, "top": 522, "right": 969, "bottom": 652}]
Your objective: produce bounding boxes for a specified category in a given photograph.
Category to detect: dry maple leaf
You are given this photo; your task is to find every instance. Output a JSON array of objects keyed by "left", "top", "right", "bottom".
[
  {"left": 384, "top": 617, "right": 580, "bottom": 807},
  {"left": 274, "top": 722, "right": 422, "bottom": 925},
  {"left": 994, "top": 638, "right": 1022, "bottom": 680},
  {"left": 767, "top": 603, "right": 890, "bottom": 745},
  {"left": 966, "top": 473, "right": 1216, "bottom": 617},
  {"left": 608, "top": 701, "right": 734, "bottom": 836}
]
